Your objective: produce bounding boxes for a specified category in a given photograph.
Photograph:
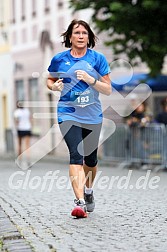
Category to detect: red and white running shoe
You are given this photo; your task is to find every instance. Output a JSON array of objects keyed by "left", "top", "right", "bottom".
[{"left": 71, "top": 199, "right": 87, "bottom": 218}]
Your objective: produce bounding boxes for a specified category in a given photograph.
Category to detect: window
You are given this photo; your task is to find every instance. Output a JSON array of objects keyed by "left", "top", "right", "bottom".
[
  {"left": 28, "top": 78, "right": 40, "bottom": 135},
  {"left": 12, "top": 31, "right": 17, "bottom": 45},
  {"left": 11, "top": 0, "right": 16, "bottom": 23},
  {"left": 21, "top": 0, "right": 26, "bottom": 21},
  {"left": 32, "top": 24, "right": 38, "bottom": 41},
  {"left": 58, "top": 0, "right": 63, "bottom": 9},
  {"left": 44, "top": 0, "right": 50, "bottom": 13},
  {"left": 44, "top": 21, "right": 50, "bottom": 34},
  {"left": 15, "top": 80, "right": 24, "bottom": 101},
  {"left": 28, "top": 78, "right": 39, "bottom": 123},
  {"left": 32, "top": 0, "right": 36, "bottom": 17},
  {"left": 0, "top": 1, "right": 4, "bottom": 27},
  {"left": 58, "top": 16, "right": 65, "bottom": 34},
  {"left": 29, "top": 78, "right": 38, "bottom": 101},
  {"left": 21, "top": 28, "right": 27, "bottom": 43}
]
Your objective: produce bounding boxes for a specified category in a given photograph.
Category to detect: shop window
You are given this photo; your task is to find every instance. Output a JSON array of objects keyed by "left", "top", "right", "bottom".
[{"left": 15, "top": 80, "right": 24, "bottom": 101}]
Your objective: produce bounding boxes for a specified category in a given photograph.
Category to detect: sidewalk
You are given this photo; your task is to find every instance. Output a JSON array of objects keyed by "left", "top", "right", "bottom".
[{"left": 0, "top": 158, "right": 167, "bottom": 251}]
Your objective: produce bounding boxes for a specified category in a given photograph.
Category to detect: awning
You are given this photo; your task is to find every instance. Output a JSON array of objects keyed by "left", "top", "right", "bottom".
[{"left": 112, "top": 73, "right": 167, "bottom": 92}]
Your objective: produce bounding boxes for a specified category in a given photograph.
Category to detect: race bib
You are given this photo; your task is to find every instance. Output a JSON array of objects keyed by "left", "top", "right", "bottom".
[{"left": 70, "top": 88, "right": 94, "bottom": 107}]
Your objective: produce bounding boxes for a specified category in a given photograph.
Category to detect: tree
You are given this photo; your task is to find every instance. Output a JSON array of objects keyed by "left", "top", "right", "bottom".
[{"left": 70, "top": 0, "right": 167, "bottom": 76}]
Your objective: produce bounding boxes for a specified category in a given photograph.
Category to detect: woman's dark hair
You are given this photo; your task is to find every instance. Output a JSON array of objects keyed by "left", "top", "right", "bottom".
[{"left": 61, "top": 19, "right": 98, "bottom": 48}]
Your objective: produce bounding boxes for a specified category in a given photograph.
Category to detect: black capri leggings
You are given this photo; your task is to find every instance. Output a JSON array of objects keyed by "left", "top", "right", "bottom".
[{"left": 59, "top": 120, "right": 102, "bottom": 167}]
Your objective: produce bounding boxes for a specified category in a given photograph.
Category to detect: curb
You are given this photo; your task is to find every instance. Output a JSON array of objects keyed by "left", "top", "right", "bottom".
[{"left": 0, "top": 207, "right": 34, "bottom": 252}]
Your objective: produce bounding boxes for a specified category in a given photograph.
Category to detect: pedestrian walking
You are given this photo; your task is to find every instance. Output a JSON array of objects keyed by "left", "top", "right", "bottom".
[
  {"left": 47, "top": 19, "right": 111, "bottom": 218},
  {"left": 14, "top": 101, "right": 32, "bottom": 165}
]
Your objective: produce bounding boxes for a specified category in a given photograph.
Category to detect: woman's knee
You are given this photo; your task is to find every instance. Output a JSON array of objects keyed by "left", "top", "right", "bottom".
[
  {"left": 84, "top": 156, "right": 97, "bottom": 167},
  {"left": 69, "top": 150, "right": 83, "bottom": 165}
]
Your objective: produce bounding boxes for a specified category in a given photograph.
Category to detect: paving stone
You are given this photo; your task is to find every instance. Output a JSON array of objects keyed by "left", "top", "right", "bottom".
[
  {"left": 0, "top": 159, "right": 167, "bottom": 251},
  {"left": 0, "top": 203, "right": 34, "bottom": 251}
]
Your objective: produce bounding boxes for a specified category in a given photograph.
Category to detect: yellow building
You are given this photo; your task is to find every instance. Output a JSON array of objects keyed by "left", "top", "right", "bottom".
[{"left": 0, "top": 0, "right": 14, "bottom": 153}]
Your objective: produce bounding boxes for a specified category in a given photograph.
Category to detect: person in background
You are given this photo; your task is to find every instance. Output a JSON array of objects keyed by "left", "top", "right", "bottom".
[
  {"left": 140, "top": 111, "right": 155, "bottom": 127},
  {"left": 125, "top": 102, "right": 154, "bottom": 168},
  {"left": 155, "top": 98, "right": 167, "bottom": 126},
  {"left": 126, "top": 102, "right": 146, "bottom": 127},
  {"left": 47, "top": 19, "right": 111, "bottom": 218},
  {"left": 14, "top": 101, "right": 32, "bottom": 164}
]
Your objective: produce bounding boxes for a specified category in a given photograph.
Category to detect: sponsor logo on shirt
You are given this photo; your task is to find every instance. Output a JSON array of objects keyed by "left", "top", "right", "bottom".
[
  {"left": 65, "top": 61, "right": 71, "bottom": 65},
  {"left": 86, "top": 63, "right": 93, "bottom": 71}
]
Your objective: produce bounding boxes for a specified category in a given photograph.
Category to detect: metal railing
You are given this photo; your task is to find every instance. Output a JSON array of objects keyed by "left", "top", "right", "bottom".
[{"left": 102, "top": 123, "right": 167, "bottom": 170}]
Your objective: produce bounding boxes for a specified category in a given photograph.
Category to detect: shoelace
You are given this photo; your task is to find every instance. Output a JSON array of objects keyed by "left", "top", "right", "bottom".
[{"left": 74, "top": 199, "right": 84, "bottom": 206}]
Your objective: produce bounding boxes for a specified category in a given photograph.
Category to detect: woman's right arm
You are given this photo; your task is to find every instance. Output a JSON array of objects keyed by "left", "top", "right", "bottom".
[
  {"left": 47, "top": 74, "right": 57, "bottom": 90},
  {"left": 47, "top": 74, "right": 64, "bottom": 91}
]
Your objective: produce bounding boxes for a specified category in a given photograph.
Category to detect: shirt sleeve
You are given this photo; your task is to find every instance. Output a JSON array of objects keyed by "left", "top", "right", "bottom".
[
  {"left": 47, "top": 51, "right": 65, "bottom": 77},
  {"left": 97, "top": 53, "right": 111, "bottom": 77},
  {"left": 47, "top": 57, "right": 58, "bottom": 76},
  {"left": 14, "top": 110, "right": 19, "bottom": 119}
]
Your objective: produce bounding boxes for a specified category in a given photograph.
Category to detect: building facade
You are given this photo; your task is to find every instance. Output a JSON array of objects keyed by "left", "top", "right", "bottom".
[
  {"left": 1, "top": 0, "right": 166, "bottom": 157},
  {"left": 0, "top": 0, "right": 14, "bottom": 153},
  {"left": 0, "top": 0, "right": 113, "bottom": 156}
]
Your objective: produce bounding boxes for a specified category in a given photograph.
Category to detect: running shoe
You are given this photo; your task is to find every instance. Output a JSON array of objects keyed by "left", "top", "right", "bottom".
[
  {"left": 84, "top": 191, "right": 95, "bottom": 212},
  {"left": 71, "top": 199, "right": 87, "bottom": 218}
]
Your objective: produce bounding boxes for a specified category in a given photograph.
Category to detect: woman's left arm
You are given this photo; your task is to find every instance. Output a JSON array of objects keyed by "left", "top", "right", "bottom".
[
  {"left": 75, "top": 70, "right": 111, "bottom": 96},
  {"left": 91, "top": 74, "right": 111, "bottom": 96}
]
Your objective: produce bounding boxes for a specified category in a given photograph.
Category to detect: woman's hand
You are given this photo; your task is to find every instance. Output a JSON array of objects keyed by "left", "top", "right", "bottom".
[
  {"left": 75, "top": 70, "right": 94, "bottom": 85},
  {"left": 52, "top": 79, "right": 64, "bottom": 92}
]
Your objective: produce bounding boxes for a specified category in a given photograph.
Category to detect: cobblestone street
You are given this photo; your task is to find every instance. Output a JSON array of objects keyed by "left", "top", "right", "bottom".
[{"left": 0, "top": 158, "right": 167, "bottom": 252}]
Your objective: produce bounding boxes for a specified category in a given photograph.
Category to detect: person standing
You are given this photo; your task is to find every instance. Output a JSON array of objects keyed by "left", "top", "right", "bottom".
[
  {"left": 14, "top": 101, "right": 32, "bottom": 164},
  {"left": 47, "top": 19, "right": 111, "bottom": 218},
  {"left": 155, "top": 98, "right": 167, "bottom": 168},
  {"left": 155, "top": 98, "right": 167, "bottom": 126}
]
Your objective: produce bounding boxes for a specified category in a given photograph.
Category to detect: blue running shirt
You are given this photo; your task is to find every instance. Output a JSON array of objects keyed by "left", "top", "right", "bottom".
[{"left": 48, "top": 49, "right": 110, "bottom": 124}]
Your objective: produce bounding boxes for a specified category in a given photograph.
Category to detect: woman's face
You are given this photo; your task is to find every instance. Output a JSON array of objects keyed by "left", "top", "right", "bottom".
[{"left": 70, "top": 24, "right": 89, "bottom": 49}]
